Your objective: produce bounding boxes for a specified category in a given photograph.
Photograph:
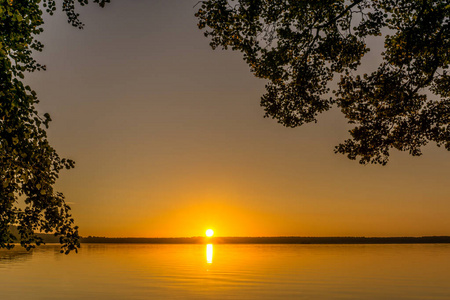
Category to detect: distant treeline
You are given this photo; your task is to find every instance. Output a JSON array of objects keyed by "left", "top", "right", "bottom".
[
  {"left": 8, "top": 226, "right": 61, "bottom": 244},
  {"left": 78, "top": 236, "right": 450, "bottom": 244},
  {"left": 7, "top": 226, "right": 450, "bottom": 245}
]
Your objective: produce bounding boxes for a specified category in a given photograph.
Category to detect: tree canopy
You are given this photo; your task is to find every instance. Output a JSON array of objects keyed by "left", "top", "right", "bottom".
[
  {"left": 1, "top": 0, "right": 108, "bottom": 253},
  {"left": 196, "top": 0, "right": 450, "bottom": 165}
]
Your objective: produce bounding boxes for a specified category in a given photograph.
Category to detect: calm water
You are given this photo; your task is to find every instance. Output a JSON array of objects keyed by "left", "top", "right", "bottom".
[{"left": 1, "top": 243, "right": 450, "bottom": 299}]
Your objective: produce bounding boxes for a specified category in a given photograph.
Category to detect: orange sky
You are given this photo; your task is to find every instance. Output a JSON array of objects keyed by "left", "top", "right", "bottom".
[{"left": 26, "top": 0, "right": 450, "bottom": 238}]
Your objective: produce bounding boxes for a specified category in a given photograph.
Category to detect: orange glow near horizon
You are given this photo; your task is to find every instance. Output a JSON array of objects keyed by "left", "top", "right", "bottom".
[{"left": 32, "top": 0, "right": 450, "bottom": 240}]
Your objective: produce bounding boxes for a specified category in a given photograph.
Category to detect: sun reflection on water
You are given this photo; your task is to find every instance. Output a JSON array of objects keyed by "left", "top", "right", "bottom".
[{"left": 206, "top": 244, "right": 213, "bottom": 264}]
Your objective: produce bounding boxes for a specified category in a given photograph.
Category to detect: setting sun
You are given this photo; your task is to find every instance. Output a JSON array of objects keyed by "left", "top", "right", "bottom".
[{"left": 206, "top": 229, "right": 214, "bottom": 237}]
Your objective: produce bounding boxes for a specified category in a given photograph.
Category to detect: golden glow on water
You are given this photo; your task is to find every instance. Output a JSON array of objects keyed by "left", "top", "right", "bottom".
[
  {"left": 206, "top": 244, "right": 213, "bottom": 264},
  {"left": 2, "top": 244, "right": 450, "bottom": 299},
  {"left": 206, "top": 229, "right": 214, "bottom": 237}
]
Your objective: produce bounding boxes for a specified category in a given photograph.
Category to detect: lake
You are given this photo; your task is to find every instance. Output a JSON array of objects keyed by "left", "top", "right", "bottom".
[{"left": 1, "top": 243, "right": 449, "bottom": 299}]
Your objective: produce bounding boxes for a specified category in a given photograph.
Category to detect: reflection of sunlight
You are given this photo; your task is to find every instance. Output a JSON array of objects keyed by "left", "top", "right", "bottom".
[{"left": 206, "top": 244, "right": 213, "bottom": 264}]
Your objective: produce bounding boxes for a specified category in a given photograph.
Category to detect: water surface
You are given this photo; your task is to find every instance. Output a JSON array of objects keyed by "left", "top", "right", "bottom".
[{"left": 1, "top": 244, "right": 449, "bottom": 299}]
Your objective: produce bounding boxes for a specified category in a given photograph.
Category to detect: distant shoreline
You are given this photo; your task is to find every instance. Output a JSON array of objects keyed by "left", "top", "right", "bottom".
[{"left": 72, "top": 236, "right": 450, "bottom": 244}]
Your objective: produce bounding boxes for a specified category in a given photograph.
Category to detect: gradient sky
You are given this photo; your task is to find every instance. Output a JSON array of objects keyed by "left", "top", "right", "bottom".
[{"left": 25, "top": 0, "right": 450, "bottom": 238}]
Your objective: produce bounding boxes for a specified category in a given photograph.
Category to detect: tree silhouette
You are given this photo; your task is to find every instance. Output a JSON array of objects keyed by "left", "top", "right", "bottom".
[
  {"left": 1, "top": 0, "right": 108, "bottom": 253},
  {"left": 196, "top": 0, "right": 449, "bottom": 165}
]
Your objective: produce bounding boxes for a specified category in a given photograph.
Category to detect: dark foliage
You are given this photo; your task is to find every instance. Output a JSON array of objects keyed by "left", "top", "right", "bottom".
[
  {"left": 196, "top": 0, "right": 449, "bottom": 164},
  {"left": 1, "top": 0, "right": 109, "bottom": 253}
]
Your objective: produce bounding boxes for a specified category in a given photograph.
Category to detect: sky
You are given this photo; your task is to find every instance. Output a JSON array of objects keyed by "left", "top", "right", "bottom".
[{"left": 26, "top": 0, "right": 450, "bottom": 238}]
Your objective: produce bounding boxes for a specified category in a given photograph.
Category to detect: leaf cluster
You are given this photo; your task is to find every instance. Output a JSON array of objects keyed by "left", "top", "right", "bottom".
[
  {"left": 1, "top": 0, "right": 108, "bottom": 253},
  {"left": 196, "top": 0, "right": 449, "bottom": 164}
]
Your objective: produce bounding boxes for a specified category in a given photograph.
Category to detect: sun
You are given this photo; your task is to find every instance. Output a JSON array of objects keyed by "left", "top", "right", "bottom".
[{"left": 205, "top": 229, "right": 214, "bottom": 237}]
